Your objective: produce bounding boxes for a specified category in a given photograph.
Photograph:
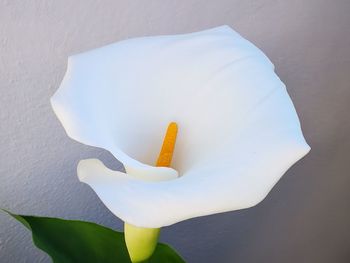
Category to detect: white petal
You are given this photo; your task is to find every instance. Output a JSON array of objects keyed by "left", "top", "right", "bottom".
[
  {"left": 77, "top": 159, "right": 179, "bottom": 226},
  {"left": 52, "top": 25, "right": 310, "bottom": 227},
  {"left": 78, "top": 159, "right": 178, "bottom": 183}
]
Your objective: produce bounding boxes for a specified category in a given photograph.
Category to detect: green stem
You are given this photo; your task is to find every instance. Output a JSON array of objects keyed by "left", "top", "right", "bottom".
[{"left": 124, "top": 223, "right": 160, "bottom": 262}]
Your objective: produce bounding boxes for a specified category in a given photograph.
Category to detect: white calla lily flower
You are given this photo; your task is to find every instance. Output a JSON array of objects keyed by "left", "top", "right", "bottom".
[{"left": 51, "top": 25, "right": 310, "bottom": 229}]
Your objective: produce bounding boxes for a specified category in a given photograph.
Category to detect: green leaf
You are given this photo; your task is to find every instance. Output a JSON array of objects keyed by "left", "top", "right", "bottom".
[{"left": 3, "top": 210, "right": 185, "bottom": 263}]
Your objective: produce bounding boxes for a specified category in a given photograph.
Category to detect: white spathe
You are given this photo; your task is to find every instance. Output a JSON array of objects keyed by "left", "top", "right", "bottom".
[{"left": 51, "top": 25, "right": 310, "bottom": 228}]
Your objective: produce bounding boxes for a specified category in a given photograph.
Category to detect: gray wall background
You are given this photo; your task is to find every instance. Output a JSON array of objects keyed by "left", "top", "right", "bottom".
[{"left": 1, "top": 1, "right": 349, "bottom": 262}]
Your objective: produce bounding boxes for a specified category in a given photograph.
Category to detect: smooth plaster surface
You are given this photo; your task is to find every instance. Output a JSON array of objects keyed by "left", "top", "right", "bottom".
[{"left": 0, "top": 1, "right": 349, "bottom": 262}]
